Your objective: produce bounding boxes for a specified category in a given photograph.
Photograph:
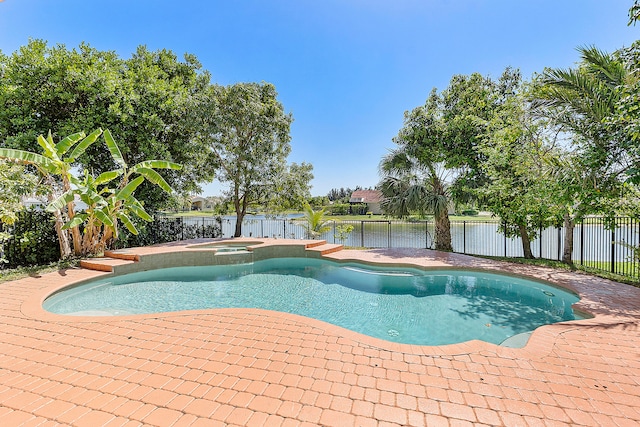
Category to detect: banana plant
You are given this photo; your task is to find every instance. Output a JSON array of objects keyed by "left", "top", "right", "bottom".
[
  {"left": 1, "top": 129, "right": 182, "bottom": 257},
  {"left": 0, "top": 129, "right": 103, "bottom": 257},
  {"left": 95, "top": 130, "right": 181, "bottom": 252}
]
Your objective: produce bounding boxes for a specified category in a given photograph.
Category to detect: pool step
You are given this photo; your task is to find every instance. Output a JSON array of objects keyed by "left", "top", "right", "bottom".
[
  {"left": 305, "top": 240, "right": 328, "bottom": 249},
  {"left": 104, "top": 250, "right": 140, "bottom": 261},
  {"left": 306, "top": 243, "right": 344, "bottom": 256},
  {"left": 80, "top": 257, "right": 135, "bottom": 272}
]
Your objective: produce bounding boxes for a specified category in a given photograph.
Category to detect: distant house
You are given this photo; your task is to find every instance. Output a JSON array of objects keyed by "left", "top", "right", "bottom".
[
  {"left": 22, "top": 196, "right": 89, "bottom": 211},
  {"left": 21, "top": 197, "right": 46, "bottom": 210},
  {"left": 190, "top": 196, "right": 206, "bottom": 210},
  {"left": 349, "top": 190, "right": 383, "bottom": 215}
]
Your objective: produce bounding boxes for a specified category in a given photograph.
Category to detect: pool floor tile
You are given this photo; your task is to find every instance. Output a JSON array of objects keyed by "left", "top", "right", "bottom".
[{"left": 1, "top": 238, "right": 640, "bottom": 426}]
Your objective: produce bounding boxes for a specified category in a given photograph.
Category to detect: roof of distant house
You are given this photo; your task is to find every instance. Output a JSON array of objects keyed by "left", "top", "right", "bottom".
[{"left": 349, "top": 190, "right": 383, "bottom": 204}]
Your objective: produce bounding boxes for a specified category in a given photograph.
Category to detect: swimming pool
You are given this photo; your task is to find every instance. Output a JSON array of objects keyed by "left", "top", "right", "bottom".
[{"left": 43, "top": 257, "right": 583, "bottom": 346}]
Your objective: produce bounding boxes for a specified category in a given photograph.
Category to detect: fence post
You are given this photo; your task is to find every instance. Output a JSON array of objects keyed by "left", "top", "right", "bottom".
[
  {"left": 611, "top": 226, "right": 616, "bottom": 274},
  {"left": 539, "top": 226, "right": 542, "bottom": 258},
  {"left": 388, "top": 221, "right": 391, "bottom": 248},
  {"left": 580, "top": 220, "right": 584, "bottom": 266},
  {"left": 261, "top": 220, "right": 264, "bottom": 238},
  {"left": 283, "top": 220, "right": 286, "bottom": 238},
  {"left": 332, "top": 221, "right": 336, "bottom": 243},
  {"left": 361, "top": 221, "right": 364, "bottom": 247},
  {"left": 503, "top": 222, "right": 507, "bottom": 257},
  {"left": 557, "top": 227, "right": 561, "bottom": 261},
  {"left": 202, "top": 217, "right": 205, "bottom": 238},
  {"left": 425, "top": 221, "right": 428, "bottom": 249},
  {"left": 463, "top": 221, "right": 466, "bottom": 254}
]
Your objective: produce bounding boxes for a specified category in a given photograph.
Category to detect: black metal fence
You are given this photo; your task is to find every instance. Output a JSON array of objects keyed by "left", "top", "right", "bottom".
[
  {"left": 0, "top": 210, "right": 60, "bottom": 268},
  {"left": 221, "top": 216, "right": 639, "bottom": 281},
  {"left": 113, "top": 215, "right": 222, "bottom": 249},
  {"left": 1, "top": 213, "right": 222, "bottom": 269},
  {"left": 2, "top": 211, "right": 638, "bottom": 281}
]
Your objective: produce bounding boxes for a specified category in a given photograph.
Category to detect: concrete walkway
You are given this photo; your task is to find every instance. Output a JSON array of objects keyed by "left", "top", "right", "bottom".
[{"left": 0, "top": 240, "right": 639, "bottom": 426}]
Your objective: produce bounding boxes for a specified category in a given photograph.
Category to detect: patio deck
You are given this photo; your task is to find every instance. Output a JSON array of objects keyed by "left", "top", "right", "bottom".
[{"left": 0, "top": 239, "right": 639, "bottom": 426}]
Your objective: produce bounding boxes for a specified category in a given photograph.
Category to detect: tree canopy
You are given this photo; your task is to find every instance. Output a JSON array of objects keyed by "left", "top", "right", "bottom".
[
  {"left": 0, "top": 40, "right": 211, "bottom": 211},
  {"left": 196, "top": 82, "right": 312, "bottom": 236}
]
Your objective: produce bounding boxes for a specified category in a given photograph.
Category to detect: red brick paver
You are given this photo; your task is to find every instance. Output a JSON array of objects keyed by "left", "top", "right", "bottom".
[{"left": 1, "top": 239, "right": 639, "bottom": 426}]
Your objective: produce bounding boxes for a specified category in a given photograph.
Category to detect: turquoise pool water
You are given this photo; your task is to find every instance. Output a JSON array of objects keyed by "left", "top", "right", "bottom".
[{"left": 43, "top": 258, "right": 583, "bottom": 346}]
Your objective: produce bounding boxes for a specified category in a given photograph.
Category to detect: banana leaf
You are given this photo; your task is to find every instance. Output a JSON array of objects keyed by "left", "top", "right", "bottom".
[
  {"left": 118, "top": 212, "right": 139, "bottom": 235},
  {"left": 127, "top": 198, "right": 153, "bottom": 221},
  {"left": 133, "top": 160, "right": 182, "bottom": 170},
  {"left": 0, "top": 148, "right": 58, "bottom": 174},
  {"left": 133, "top": 167, "right": 172, "bottom": 193},
  {"left": 45, "top": 191, "right": 75, "bottom": 213},
  {"left": 37, "top": 134, "right": 58, "bottom": 160},
  {"left": 62, "top": 213, "right": 88, "bottom": 230},
  {"left": 116, "top": 176, "right": 145, "bottom": 201},
  {"left": 95, "top": 209, "right": 115, "bottom": 228},
  {"left": 103, "top": 129, "right": 126, "bottom": 169},
  {"left": 67, "top": 128, "right": 102, "bottom": 162},
  {"left": 55, "top": 131, "right": 86, "bottom": 156},
  {"left": 95, "top": 169, "right": 122, "bottom": 186}
]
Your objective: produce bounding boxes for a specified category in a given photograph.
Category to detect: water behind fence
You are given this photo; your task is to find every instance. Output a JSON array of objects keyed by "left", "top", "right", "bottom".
[
  {"left": 3, "top": 212, "right": 637, "bottom": 280},
  {"left": 212, "top": 216, "right": 639, "bottom": 280}
]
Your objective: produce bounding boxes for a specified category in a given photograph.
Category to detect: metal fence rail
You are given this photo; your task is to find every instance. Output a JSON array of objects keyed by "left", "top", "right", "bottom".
[
  {"left": 3, "top": 212, "right": 638, "bottom": 280},
  {"left": 218, "top": 216, "right": 639, "bottom": 281}
]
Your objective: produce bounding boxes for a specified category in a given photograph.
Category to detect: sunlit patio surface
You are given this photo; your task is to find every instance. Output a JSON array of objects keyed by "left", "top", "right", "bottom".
[{"left": 1, "top": 238, "right": 639, "bottom": 426}]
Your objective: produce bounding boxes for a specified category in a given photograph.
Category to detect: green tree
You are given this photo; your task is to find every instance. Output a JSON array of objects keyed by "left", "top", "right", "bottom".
[
  {"left": 532, "top": 46, "right": 630, "bottom": 263},
  {"left": 0, "top": 161, "right": 38, "bottom": 227},
  {"left": 0, "top": 40, "right": 210, "bottom": 211},
  {"left": 263, "top": 161, "right": 314, "bottom": 214},
  {"left": 381, "top": 67, "right": 522, "bottom": 253},
  {"left": 439, "top": 68, "right": 522, "bottom": 204},
  {"left": 478, "top": 90, "right": 558, "bottom": 259},
  {"left": 197, "top": 82, "right": 311, "bottom": 237}
]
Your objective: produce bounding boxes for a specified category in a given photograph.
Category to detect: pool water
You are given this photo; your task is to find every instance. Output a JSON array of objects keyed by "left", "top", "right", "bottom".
[{"left": 43, "top": 258, "right": 584, "bottom": 346}]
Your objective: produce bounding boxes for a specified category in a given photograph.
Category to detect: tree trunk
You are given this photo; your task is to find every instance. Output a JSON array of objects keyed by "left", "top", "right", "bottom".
[
  {"left": 518, "top": 223, "right": 534, "bottom": 259},
  {"left": 434, "top": 212, "right": 453, "bottom": 251},
  {"left": 67, "top": 202, "right": 83, "bottom": 256},
  {"left": 562, "top": 213, "right": 575, "bottom": 265},
  {"left": 52, "top": 209, "right": 71, "bottom": 259},
  {"left": 46, "top": 192, "right": 71, "bottom": 258},
  {"left": 234, "top": 213, "right": 244, "bottom": 237},
  {"left": 233, "top": 193, "right": 248, "bottom": 238}
]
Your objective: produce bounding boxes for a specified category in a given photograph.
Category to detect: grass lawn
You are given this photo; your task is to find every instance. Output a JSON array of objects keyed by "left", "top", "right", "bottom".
[
  {"left": 324, "top": 214, "right": 497, "bottom": 222},
  {"left": 161, "top": 210, "right": 498, "bottom": 222},
  {"left": 481, "top": 256, "right": 639, "bottom": 287}
]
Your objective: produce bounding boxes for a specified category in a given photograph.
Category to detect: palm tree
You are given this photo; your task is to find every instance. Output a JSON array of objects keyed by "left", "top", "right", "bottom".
[
  {"left": 300, "top": 203, "right": 331, "bottom": 239},
  {"left": 534, "top": 46, "right": 627, "bottom": 158},
  {"left": 532, "top": 46, "right": 629, "bottom": 264},
  {"left": 379, "top": 148, "right": 453, "bottom": 251}
]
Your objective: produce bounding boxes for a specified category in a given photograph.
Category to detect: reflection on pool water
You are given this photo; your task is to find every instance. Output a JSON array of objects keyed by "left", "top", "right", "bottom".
[{"left": 43, "top": 258, "right": 585, "bottom": 346}]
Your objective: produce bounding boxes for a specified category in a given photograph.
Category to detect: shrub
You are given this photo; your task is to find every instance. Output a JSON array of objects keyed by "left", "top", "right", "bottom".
[{"left": 1, "top": 210, "right": 60, "bottom": 268}]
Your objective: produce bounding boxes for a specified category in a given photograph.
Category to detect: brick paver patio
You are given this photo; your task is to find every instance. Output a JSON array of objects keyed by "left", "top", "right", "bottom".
[{"left": 0, "top": 239, "right": 639, "bottom": 426}]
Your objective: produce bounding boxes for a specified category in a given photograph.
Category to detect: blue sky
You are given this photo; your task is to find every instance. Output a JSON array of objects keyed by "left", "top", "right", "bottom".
[{"left": 1, "top": 1, "right": 638, "bottom": 197}]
